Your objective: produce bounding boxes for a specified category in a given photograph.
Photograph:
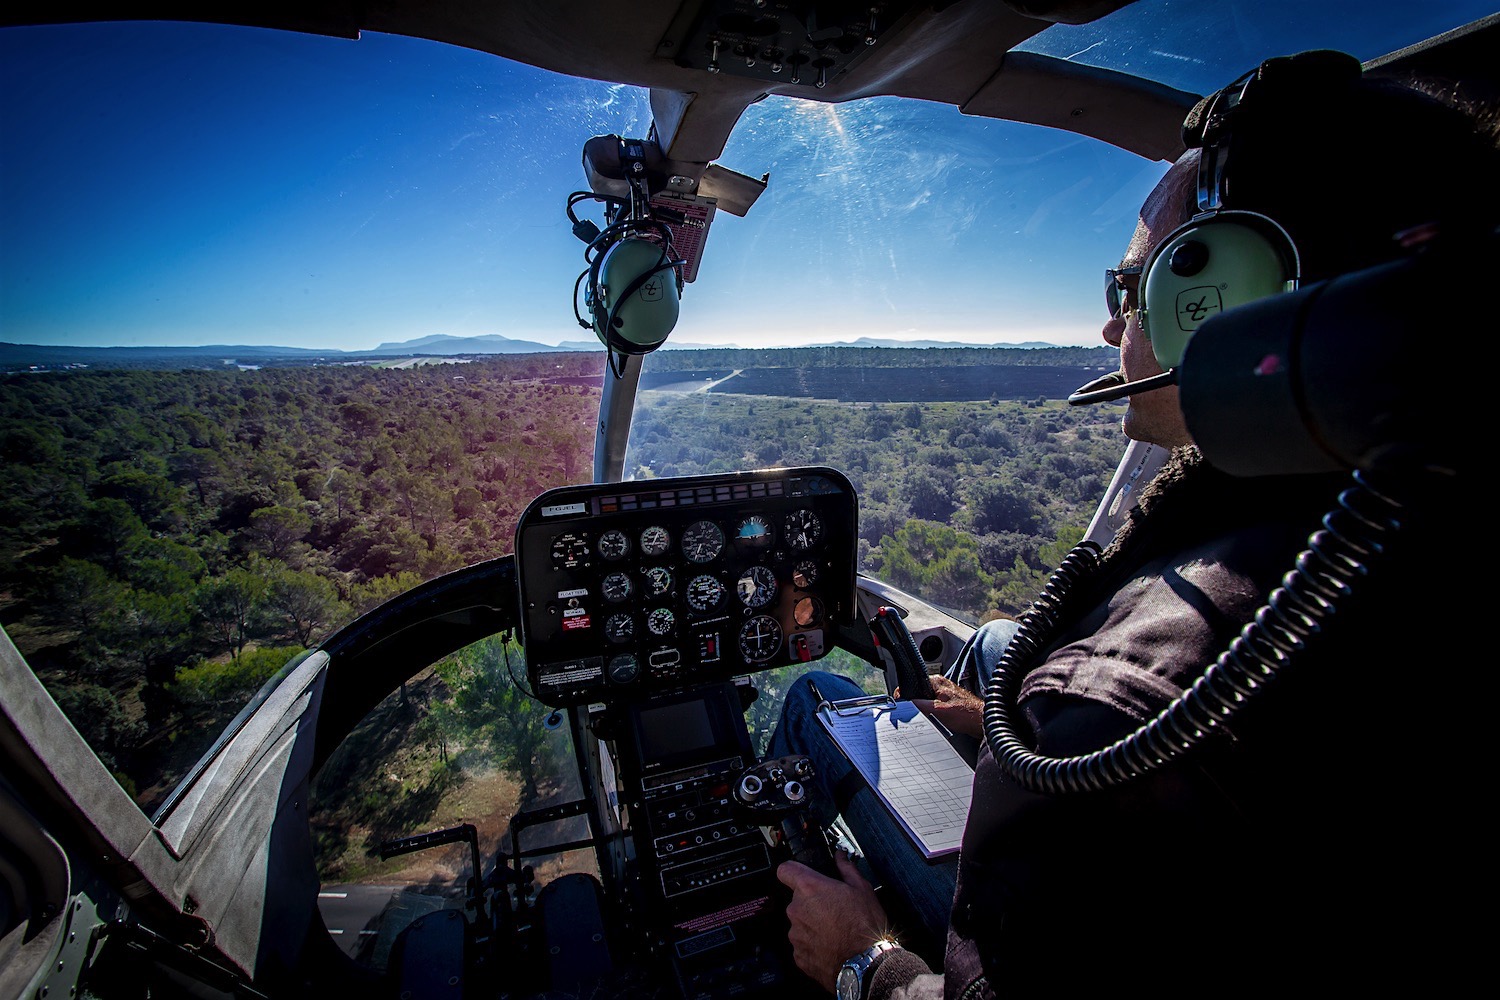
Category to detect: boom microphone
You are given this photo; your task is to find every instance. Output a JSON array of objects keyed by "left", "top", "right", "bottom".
[{"left": 1067, "top": 369, "right": 1178, "bottom": 405}]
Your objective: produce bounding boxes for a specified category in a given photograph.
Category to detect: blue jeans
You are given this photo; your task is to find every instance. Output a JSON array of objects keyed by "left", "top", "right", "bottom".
[{"left": 765, "top": 618, "right": 1020, "bottom": 944}]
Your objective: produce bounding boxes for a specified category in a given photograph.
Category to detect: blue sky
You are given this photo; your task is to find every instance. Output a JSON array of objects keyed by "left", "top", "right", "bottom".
[
  {"left": 2, "top": 7, "right": 1491, "bottom": 352},
  {"left": 0, "top": 21, "right": 1161, "bottom": 352}
]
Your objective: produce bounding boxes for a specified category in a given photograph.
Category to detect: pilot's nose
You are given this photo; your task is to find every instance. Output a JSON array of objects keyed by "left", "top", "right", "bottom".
[{"left": 1102, "top": 313, "right": 1126, "bottom": 348}]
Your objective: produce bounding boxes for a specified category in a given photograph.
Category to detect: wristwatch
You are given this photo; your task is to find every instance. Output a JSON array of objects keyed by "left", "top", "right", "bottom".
[{"left": 836, "top": 939, "right": 900, "bottom": 1000}]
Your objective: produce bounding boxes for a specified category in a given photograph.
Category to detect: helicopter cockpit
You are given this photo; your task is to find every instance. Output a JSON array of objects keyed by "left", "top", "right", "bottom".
[{"left": 2, "top": 2, "right": 1493, "bottom": 999}]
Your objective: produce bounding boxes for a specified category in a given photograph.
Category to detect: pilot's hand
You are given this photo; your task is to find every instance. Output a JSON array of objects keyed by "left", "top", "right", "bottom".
[
  {"left": 777, "top": 851, "right": 890, "bottom": 992},
  {"left": 911, "top": 674, "right": 984, "bottom": 738}
]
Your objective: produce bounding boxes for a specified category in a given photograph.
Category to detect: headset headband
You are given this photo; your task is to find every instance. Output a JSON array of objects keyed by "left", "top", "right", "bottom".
[{"left": 1184, "top": 51, "right": 1363, "bottom": 211}]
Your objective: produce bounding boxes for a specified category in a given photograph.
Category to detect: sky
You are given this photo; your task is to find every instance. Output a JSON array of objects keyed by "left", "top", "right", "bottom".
[{"left": 2, "top": 5, "right": 1493, "bottom": 353}]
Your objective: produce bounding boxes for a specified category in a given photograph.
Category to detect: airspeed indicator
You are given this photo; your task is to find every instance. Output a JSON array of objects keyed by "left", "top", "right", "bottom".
[{"left": 681, "top": 519, "right": 725, "bottom": 563}]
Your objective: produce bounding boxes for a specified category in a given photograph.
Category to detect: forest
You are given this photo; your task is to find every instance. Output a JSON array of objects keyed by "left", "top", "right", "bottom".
[{"left": 0, "top": 347, "right": 1126, "bottom": 888}]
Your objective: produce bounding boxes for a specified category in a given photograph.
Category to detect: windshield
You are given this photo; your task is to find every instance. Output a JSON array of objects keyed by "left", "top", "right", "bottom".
[
  {"left": 1, "top": 1, "right": 1488, "bottom": 963},
  {"left": 0, "top": 24, "right": 618, "bottom": 815},
  {"left": 1018, "top": 0, "right": 1495, "bottom": 94}
]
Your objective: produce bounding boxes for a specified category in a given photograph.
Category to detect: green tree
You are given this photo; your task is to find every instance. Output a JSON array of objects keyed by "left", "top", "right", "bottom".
[
  {"left": 97, "top": 466, "right": 184, "bottom": 531},
  {"left": 264, "top": 567, "right": 347, "bottom": 646},
  {"left": 351, "top": 571, "right": 428, "bottom": 616},
  {"left": 110, "top": 588, "right": 194, "bottom": 683},
  {"left": 71, "top": 498, "right": 150, "bottom": 573},
  {"left": 194, "top": 568, "right": 270, "bottom": 663},
  {"left": 870, "top": 520, "right": 992, "bottom": 618},
  {"left": 121, "top": 536, "right": 205, "bottom": 594},
  {"left": 437, "top": 634, "right": 562, "bottom": 802},
  {"left": 926, "top": 546, "right": 991, "bottom": 614},
  {"left": 170, "top": 447, "right": 225, "bottom": 506},
  {"left": 248, "top": 504, "right": 312, "bottom": 562},
  {"left": 33, "top": 557, "right": 125, "bottom": 635},
  {"left": 962, "top": 476, "right": 1043, "bottom": 535},
  {"left": 902, "top": 468, "right": 957, "bottom": 522},
  {"left": 452, "top": 485, "right": 482, "bottom": 520}
]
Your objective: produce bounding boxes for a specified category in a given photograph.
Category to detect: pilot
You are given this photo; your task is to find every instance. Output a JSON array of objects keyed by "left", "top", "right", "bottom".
[{"left": 773, "top": 50, "right": 1495, "bottom": 997}]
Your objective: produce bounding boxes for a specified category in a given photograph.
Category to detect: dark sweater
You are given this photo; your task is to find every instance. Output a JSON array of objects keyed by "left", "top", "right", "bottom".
[{"left": 869, "top": 446, "right": 1475, "bottom": 998}]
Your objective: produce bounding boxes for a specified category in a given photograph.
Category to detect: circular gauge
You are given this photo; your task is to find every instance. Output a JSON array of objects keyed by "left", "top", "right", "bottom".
[
  {"left": 736, "top": 565, "right": 778, "bottom": 608},
  {"left": 598, "top": 529, "right": 631, "bottom": 561},
  {"left": 784, "top": 509, "right": 823, "bottom": 551},
  {"left": 681, "top": 519, "right": 725, "bottom": 563},
  {"left": 604, "top": 612, "right": 634, "bottom": 644},
  {"left": 643, "top": 565, "right": 673, "bottom": 598},
  {"left": 647, "top": 607, "right": 675, "bottom": 636},
  {"left": 601, "top": 571, "right": 633, "bottom": 603},
  {"left": 640, "top": 525, "right": 671, "bottom": 557},
  {"left": 792, "top": 559, "right": 820, "bottom": 590},
  {"left": 607, "top": 653, "right": 639, "bottom": 685},
  {"left": 739, "top": 615, "right": 783, "bottom": 663},
  {"left": 686, "top": 574, "right": 725, "bottom": 612},
  {"left": 794, "top": 596, "right": 824, "bottom": 628},
  {"left": 736, "top": 514, "right": 774, "bottom": 548},
  {"left": 551, "top": 532, "right": 591, "bottom": 568}
]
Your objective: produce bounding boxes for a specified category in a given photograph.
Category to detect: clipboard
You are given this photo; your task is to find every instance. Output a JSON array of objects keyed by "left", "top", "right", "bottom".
[{"left": 815, "top": 693, "right": 974, "bottom": 858}]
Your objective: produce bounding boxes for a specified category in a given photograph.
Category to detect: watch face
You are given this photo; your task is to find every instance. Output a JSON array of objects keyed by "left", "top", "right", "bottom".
[{"left": 836, "top": 965, "right": 862, "bottom": 1000}]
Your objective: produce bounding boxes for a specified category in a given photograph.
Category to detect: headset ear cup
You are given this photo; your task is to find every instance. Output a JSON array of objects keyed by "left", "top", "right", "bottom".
[
  {"left": 595, "top": 237, "right": 681, "bottom": 353},
  {"left": 1139, "top": 211, "right": 1298, "bottom": 369}
]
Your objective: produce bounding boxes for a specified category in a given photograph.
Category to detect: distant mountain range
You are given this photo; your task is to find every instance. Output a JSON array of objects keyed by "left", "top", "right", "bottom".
[
  {"left": 799, "top": 336, "right": 1059, "bottom": 350},
  {"left": 2, "top": 332, "right": 1066, "bottom": 370}
]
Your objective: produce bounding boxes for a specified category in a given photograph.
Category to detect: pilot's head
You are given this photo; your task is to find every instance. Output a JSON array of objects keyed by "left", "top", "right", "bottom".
[{"left": 1104, "top": 49, "right": 1500, "bottom": 452}]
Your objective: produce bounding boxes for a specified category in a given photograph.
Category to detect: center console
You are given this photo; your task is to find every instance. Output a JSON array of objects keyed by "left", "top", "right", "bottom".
[{"left": 513, "top": 468, "right": 859, "bottom": 998}]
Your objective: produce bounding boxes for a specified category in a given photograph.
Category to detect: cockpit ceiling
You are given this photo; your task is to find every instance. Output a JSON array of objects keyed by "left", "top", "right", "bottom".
[
  {"left": 0, "top": 1, "right": 1186, "bottom": 163},
  {"left": 5, "top": 2, "right": 1494, "bottom": 168}
]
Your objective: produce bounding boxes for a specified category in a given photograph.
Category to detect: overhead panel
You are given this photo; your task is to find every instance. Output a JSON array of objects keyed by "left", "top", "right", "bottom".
[{"left": 657, "top": 0, "right": 924, "bottom": 91}]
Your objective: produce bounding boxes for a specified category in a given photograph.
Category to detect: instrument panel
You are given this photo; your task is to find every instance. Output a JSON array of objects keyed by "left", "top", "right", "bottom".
[{"left": 514, "top": 468, "right": 858, "bottom": 706}]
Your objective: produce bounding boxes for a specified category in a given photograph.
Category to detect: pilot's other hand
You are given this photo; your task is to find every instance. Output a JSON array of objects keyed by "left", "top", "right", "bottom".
[
  {"left": 911, "top": 674, "right": 984, "bottom": 738},
  {"left": 777, "top": 851, "right": 890, "bottom": 991}
]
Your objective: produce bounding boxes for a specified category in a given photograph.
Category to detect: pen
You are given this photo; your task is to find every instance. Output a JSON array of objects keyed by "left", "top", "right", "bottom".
[{"left": 809, "top": 678, "right": 824, "bottom": 705}]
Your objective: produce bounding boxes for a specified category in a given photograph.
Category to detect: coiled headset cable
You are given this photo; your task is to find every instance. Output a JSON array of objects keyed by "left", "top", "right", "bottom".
[{"left": 982, "top": 469, "right": 1412, "bottom": 795}]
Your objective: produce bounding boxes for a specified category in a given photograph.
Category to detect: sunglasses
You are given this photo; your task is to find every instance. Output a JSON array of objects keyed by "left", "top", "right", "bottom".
[{"left": 1105, "top": 264, "right": 1143, "bottom": 320}]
